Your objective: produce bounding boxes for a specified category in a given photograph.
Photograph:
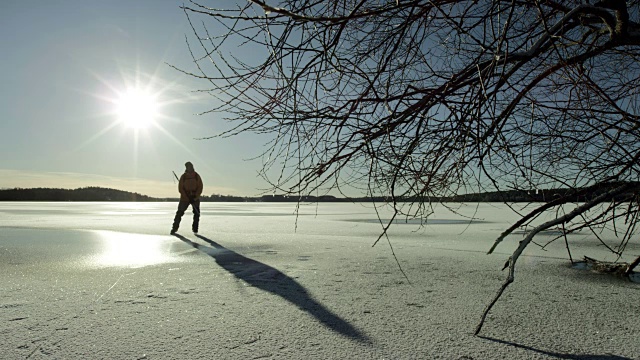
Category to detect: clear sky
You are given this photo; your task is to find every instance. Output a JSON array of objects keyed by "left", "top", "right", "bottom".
[{"left": 0, "top": 1, "right": 268, "bottom": 198}]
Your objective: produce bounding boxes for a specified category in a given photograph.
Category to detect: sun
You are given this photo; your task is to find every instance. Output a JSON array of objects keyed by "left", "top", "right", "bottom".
[{"left": 115, "top": 88, "right": 159, "bottom": 129}]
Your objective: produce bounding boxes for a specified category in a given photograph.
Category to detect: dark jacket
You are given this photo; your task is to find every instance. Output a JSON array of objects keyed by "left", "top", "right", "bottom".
[{"left": 179, "top": 171, "right": 203, "bottom": 201}]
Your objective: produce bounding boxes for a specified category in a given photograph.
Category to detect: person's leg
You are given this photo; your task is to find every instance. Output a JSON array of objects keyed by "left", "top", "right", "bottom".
[
  {"left": 171, "top": 201, "right": 189, "bottom": 233},
  {"left": 191, "top": 200, "right": 201, "bottom": 233}
]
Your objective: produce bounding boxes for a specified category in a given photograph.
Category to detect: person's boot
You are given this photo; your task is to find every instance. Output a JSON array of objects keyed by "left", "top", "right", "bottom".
[{"left": 192, "top": 216, "right": 199, "bottom": 235}]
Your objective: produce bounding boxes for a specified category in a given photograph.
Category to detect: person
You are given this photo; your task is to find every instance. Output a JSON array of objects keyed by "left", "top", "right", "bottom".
[{"left": 171, "top": 161, "right": 203, "bottom": 235}]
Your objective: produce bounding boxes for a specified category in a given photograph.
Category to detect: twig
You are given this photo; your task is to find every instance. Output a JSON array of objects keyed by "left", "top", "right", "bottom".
[{"left": 475, "top": 183, "right": 635, "bottom": 335}]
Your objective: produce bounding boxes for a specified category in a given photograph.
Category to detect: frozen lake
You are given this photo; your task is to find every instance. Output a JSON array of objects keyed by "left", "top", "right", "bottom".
[{"left": 1, "top": 202, "right": 639, "bottom": 359}]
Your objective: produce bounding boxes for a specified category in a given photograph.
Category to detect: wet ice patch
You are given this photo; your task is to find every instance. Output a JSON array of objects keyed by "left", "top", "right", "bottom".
[
  {"left": 571, "top": 259, "right": 640, "bottom": 283},
  {"left": 86, "top": 230, "right": 179, "bottom": 268}
]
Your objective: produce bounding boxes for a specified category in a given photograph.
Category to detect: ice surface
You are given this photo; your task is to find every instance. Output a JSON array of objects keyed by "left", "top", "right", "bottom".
[{"left": 1, "top": 202, "right": 638, "bottom": 359}]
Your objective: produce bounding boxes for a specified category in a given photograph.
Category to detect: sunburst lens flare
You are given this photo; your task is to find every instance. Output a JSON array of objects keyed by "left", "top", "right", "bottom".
[{"left": 115, "top": 88, "right": 159, "bottom": 129}]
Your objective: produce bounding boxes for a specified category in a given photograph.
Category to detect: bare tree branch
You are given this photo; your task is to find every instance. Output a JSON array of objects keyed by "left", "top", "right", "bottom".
[{"left": 177, "top": 0, "right": 640, "bottom": 334}]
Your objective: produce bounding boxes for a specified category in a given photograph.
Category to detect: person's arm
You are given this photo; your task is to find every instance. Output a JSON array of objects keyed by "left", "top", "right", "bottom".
[
  {"left": 195, "top": 173, "right": 203, "bottom": 199},
  {"left": 178, "top": 174, "right": 187, "bottom": 198}
]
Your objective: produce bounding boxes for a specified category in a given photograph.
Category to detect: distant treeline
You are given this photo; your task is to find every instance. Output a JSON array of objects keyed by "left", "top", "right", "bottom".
[
  {"left": 203, "top": 194, "right": 395, "bottom": 202},
  {"left": 1, "top": 182, "right": 637, "bottom": 202},
  {"left": 0, "top": 188, "right": 387, "bottom": 202},
  {"left": 445, "top": 182, "right": 639, "bottom": 203},
  {"left": 0, "top": 187, "right": 161, "bottom": 202}
]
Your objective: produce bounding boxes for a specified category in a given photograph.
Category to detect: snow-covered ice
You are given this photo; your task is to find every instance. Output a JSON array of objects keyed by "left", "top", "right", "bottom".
[{"left": 1, "top": 202, "right": 638, "bottom": 359}]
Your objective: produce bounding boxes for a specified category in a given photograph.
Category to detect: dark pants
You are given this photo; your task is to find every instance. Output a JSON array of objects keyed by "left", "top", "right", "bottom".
[{"left": 172, "top": 199, "right": 200, "bottom": 232}]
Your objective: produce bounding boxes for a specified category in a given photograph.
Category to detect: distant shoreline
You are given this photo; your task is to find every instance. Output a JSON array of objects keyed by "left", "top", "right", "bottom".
[{"left": 1, "top": 183, "right": 637, "bottom": 203}]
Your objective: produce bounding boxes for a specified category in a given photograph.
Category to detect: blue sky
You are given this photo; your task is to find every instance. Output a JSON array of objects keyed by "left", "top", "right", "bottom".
[{"left": 0, "top": 1, "right": 267, "bottom": 197}]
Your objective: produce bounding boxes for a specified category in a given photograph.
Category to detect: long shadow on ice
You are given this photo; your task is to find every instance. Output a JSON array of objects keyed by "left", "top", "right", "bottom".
[
  {"left": 173, "top": 233, "right": 370, "bottom": 343},
  {"left": 479, "top": 336, "right": 633, "bottom": 360}
]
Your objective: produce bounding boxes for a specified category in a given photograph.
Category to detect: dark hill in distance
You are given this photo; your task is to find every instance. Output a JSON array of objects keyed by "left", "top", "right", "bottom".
[
  {"left": 1, "top": 181, "right": 637, "bottom": 202},
  {"left": 0, "top": 187, "right": 161, "bottom": 202}
]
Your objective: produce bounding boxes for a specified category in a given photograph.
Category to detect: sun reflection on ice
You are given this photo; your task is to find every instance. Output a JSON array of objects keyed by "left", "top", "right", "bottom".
[{"left": 91, "top": 230, "right": 174, "bottom": 268}]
